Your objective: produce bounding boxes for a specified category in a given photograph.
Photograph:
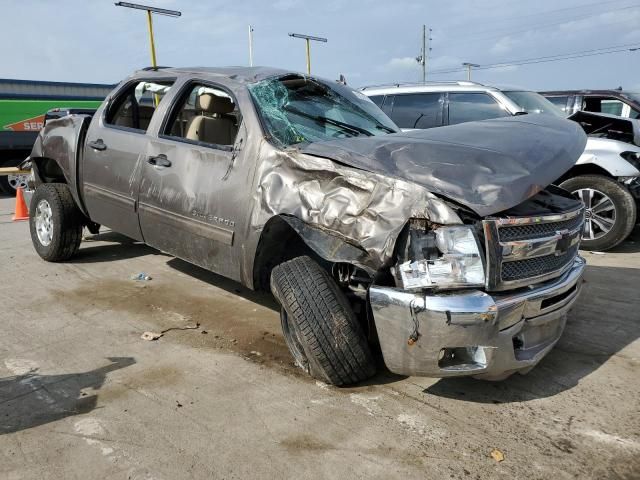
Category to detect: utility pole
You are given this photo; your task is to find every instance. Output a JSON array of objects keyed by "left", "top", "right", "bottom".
[
  {"left": 462, "top": 62, "right": 480, "bottom": 81},
  {"left": 288, "top": 32, "right": 328, "bottom": 75},
  {"left": 114, "top": 2, "right": 181, "bottom": 69},
  {"left": 248, "top": 25, "right": 254, "bottom": 67},
  {"left": 416, "top": 26, "right": 432, "bottom": 83}
]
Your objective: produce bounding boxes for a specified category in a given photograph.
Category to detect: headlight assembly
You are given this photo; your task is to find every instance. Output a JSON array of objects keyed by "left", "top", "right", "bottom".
[{"left": 397, "top": 225, "right": 485, "bottom": 290}]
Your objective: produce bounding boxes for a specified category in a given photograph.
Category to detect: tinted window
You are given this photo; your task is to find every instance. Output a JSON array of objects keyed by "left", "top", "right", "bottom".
[
  {"left": 106, "top": 80, "right": 174, "bottom": 131},
  {"left": 583, "top": 97, "right": 624, "bottom": 116},
  {"left": 390, "top": 93, "right": 442, "bottom": 129},
  {"left": 546, "top": 96, "right": 570, "bottom": 112},
  {"left": 448, "top": 93, "right": 509, "bottom": 125},
  {"left": 369, "top": 95, "right": 384, "bottom": 107}
]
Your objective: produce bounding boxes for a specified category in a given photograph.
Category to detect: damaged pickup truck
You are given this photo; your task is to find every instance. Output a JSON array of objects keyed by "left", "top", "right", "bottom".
[{"left": 27, "top": 67, "right": 588, "bottom": 385}]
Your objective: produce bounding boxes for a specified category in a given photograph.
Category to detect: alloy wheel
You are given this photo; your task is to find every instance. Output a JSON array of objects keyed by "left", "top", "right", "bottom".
[{"left": 574, "top": 188, "right": 616, "bottom": 240}]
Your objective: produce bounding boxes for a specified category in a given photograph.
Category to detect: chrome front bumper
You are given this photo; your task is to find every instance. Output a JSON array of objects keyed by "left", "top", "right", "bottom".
[{"left": 369, "top": 256, "right": 586, "bottom": 380}]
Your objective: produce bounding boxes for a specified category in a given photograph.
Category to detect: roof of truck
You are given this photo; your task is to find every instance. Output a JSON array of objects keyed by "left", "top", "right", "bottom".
[{"left": 132, "top": 66, "right": 295, "bottom": 85}]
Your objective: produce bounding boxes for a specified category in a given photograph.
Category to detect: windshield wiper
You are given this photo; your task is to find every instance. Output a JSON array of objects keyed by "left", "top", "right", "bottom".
[
  {"left": 283, "top": 105, "right": 374, "bottom": 137},
  {"left": 375, "top": 123, "right": 396, "bottom": 133}
]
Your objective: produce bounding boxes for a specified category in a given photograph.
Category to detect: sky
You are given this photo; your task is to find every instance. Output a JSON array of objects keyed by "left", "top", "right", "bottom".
[{"left": 3, "top": 0, "right": 640, "bottom": 91}]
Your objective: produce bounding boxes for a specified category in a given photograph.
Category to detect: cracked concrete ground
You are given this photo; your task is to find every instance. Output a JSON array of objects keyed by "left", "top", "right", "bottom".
[{"left": 0, "top": 194, "right": 639, "bottom": 479}]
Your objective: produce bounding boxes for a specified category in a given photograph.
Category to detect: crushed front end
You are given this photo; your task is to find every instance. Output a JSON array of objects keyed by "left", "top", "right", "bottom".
[{"left": 369, "top": 189, "right": 586, "bottom": 380}]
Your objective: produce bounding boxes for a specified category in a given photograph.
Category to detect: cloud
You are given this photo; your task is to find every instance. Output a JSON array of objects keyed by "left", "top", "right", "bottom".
[
  {"left": 490, "top": 37, "right": 516, "bottom": 56},
  {"left": 382, "top": 56, "right": 420, "bottom": 72}
]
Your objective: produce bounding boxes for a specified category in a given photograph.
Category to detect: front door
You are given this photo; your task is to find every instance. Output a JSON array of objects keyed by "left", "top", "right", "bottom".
[
  {"left": 137, "top": 82, "right": 244, "bottom": 280},
  {"left": 82, "top": 79, "right": 174, "bottom": 240}
]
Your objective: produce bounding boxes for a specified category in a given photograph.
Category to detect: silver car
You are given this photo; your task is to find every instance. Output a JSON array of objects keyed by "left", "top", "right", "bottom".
[{"left": 362, "top": 82, "right": 640, "bottom": 251}]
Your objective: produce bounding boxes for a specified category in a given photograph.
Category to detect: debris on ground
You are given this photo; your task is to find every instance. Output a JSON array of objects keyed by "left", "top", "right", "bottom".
[
  {"left": 589, "top": 251, "right": 606, "bottom": 255},
  {"left": 490, "top": 448, "right": 505, "bottom": 462},
  {"left": 141, "top": 323, "right": 201, "bottom": 341},
  {"left": 141, "top": 331, "right": 162, "bottom": 341},
  {"left": 131, "top": 272, "right": 152, "bottom": 281}
]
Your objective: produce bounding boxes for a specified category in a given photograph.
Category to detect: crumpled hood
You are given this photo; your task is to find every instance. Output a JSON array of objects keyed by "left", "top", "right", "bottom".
[{"left": 300, "top": 115, "right": 587, "bottom": 217}]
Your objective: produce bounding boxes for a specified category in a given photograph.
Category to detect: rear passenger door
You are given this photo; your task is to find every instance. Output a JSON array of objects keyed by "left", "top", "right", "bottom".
[
  {"left": 446, "top": 92, "right": 510, "bottom": 125},
  {"left": 387, "top": 93, "right": 444, "bottom": 130},
  {"left": 137, "top": 81, "right": 244, "bottom": 279},
  {"left": 83, "top": 79, "right": 174, "bottom": 240}
]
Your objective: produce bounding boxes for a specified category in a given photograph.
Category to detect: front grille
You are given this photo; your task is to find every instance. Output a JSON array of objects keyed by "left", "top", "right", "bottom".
[
  {"left": 483, "top": 207, "right": 584, "bottom": 291},
  {"left": 499, "top": 214, "right": 584, "bottom": 241},
  {"left": 501, "top": 245, "right": 580, "bottom": 281}
]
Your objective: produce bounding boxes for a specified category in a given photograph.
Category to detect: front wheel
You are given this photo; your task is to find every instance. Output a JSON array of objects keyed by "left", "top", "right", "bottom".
[
  {"left": 270, "top": 256, "right": 376, "bottom": 386},
  {"left": 29, "top": 183, "right": 84, "bottom": 261},
  {"left": 560, "top": 175, "right": 637, "bottom": 251}
]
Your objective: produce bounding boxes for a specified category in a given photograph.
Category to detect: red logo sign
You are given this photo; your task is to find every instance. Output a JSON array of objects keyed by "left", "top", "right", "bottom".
[{"left": 4, "top": 114, "right": 46, "bottom": 132}]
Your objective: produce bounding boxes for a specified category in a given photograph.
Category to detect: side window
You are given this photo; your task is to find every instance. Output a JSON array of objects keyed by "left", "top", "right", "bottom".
[
  {"left": 547, "top": 96, "right": 570, "bottom": 112},
  {"left": 448, "top": 93, "right": 509, "bottom": 125},
  {"left": 583, "top": 97, "right": 624, "bottom": 116},
  {"left": 390, "top": 93, "right": 442, "bottom": 129},
  {"left": 106, "top": 80, "right": 174, "bottom": 131},
  {"left": 368, "top": 95, "right": 384, "bottom": 107},
  {"left": 164, "top": 84, "right": 239, "bottom": 148}
]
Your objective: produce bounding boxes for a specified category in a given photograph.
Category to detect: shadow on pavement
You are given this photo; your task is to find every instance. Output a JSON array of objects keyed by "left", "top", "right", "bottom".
[
  {"left": 0, "top": 357, "right": 135, "bottom": 434},
  {"left": 71, "top": 231, "right": 157, "bottom": 263},
  {"left": 424, "top": 264, "right": 639, "bottom": 402},
  {"left": 167, "top": 257, "right": 279, "bottom": 311}
]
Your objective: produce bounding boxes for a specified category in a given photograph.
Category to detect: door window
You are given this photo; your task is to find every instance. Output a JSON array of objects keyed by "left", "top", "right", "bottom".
[
  {"left": 582, "top": 97, "right": 625, "bottom": 116},
  {"left": 390, "top": 93, "right": 442, "bottom": 129},
  {"left": 448, "top": 93, "right": 509, "bottom": 125},
  {"left": 546, "top": 96, "right": 570, "bottom": 112},
  {"left": 106, "top": 80, "right": 174, "bottom": 131},
  {"left": 368, "top": 95, "right": 384, "bottom": 107},
  {"left": 164, "top": 84, "right": 239, "bottom": 148}
]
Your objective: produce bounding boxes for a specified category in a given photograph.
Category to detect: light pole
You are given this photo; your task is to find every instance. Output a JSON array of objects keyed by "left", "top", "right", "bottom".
[
  {"left": 288, "top": 33, "right": 327, "bottom": 75},
  {"left": 415, "top": 25, "right": 432, "bottom": 83},
  {"left": 462, "top": 62, "right": 480, "bottom": 81},
  {"left": 114, "top": 2, "right": 181, "bottom": 69},
  {"left": 249, "top": 25, "right": 255, "bottom": 67}
]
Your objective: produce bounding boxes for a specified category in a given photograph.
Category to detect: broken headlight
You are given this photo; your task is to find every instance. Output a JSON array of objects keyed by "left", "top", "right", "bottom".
[{"left": 398, "top": 225, "right": 485, "bottom": 290}]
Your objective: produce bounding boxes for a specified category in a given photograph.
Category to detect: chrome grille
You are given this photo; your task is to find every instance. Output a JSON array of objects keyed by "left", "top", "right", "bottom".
[
  {"left": 483, "top": 207, "right": 585, "bottom": 291},
  {"left": 499, "top": 214, "right": 584, "bottom": 241},
  {"left": 501, "top": 245, "right": 580, "bottom": 281}
]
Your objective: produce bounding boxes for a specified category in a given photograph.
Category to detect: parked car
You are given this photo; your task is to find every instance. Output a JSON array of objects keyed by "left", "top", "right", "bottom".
[
  {"left": 540, "top": 89, "right": 640, "bottom": 119},
  {"left": 28, "top": 67, "right": 588, "bottom": 385},
  {"left": 362, "top": 82, "right": 640, "bottom": 251}
]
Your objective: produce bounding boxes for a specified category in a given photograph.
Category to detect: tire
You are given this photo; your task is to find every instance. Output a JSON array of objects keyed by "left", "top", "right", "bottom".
[
  {"left": 29, "top": 183, "right": 84, "bottom": 261},
  {"left": 270, "top": 256, "right": 376, "bottom": 386},
  {"left": 560, "top": 175, "right": 637, "bottom": 251}
]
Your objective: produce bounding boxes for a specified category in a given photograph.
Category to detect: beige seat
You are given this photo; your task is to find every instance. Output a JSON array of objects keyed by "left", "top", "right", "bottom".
[{"left": 186, "top": 93, "right": 237, "bottom": 146}]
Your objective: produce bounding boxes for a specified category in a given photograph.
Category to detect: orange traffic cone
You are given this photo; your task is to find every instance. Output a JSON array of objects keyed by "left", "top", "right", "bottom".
[{"left": 12, "top": 188, "right": 29, "bottom": 221}]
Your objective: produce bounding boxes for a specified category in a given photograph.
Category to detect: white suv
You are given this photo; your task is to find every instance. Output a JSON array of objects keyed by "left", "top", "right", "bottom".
[{"left": 362, "top": 81, "right": 640, "bottom": 251}]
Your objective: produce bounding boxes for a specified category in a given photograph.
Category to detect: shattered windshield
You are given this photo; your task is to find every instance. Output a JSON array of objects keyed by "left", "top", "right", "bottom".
[
  {"left": 248, "top": 75, "right": 398, "bottom": 147},
  {"left": 503, "top": 91, "right": 564, "bottom": 117}
]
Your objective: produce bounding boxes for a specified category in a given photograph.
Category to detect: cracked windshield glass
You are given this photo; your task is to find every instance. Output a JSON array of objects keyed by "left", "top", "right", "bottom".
[{"left": 249, "top": 75, "right": 398, "bottom": 147}]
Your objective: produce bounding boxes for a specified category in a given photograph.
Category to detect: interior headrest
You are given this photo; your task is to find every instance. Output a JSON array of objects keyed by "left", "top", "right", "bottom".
[{"left": 197, "top": 93, "right": 234, "bottom": 114}]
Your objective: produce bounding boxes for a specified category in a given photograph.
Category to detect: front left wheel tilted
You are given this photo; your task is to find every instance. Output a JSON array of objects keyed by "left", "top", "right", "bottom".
[
  {"left": 29, "top": 183, "right": 84, "bottom": 262},
  {"left": 270, "top": 255, "right": 376, "bottom": 386}
]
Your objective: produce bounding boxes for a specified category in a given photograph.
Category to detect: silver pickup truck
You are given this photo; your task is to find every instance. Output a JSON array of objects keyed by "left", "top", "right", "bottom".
[{"left": 27, "top": 67, "right": 587, "bottom": 385}]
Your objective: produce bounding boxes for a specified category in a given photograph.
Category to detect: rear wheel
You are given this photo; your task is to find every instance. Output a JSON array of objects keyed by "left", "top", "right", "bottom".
[
  {"left": 270, "top": 256, "right": 376, "bottom": 386},
  {"left": 29, "top": 183, "right": 84, "bottom": 261},
  {"left": 560, "top": 175, "right": 637, "bottom": 251}
]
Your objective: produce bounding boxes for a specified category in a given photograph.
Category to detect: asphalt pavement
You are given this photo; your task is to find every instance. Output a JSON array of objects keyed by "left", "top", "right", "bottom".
[{"left": 0, "top": 193, "right": 638, "bottom": 480}]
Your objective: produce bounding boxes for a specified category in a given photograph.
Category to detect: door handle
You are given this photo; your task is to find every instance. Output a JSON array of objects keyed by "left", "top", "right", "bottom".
[
  {"left": 147, "top": 154, "right": 172, "bottom": 168},
  {"left": 88, "top": 139, "right": 107, "bottom": 151}
]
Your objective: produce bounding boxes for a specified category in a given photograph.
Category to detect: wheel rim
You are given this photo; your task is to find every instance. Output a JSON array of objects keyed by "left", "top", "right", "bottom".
[
  {"left": 8, "top": 174, "right": 28, "bottom": 191},
  {"left": 35, "top": 199, "right": 53, "bottom": 246},
  {"left": 280, "top": 309, "right": 310, "bottom": 373},
  {"left": 574, "top": 188, "right": 616, "bottom": 241}
]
